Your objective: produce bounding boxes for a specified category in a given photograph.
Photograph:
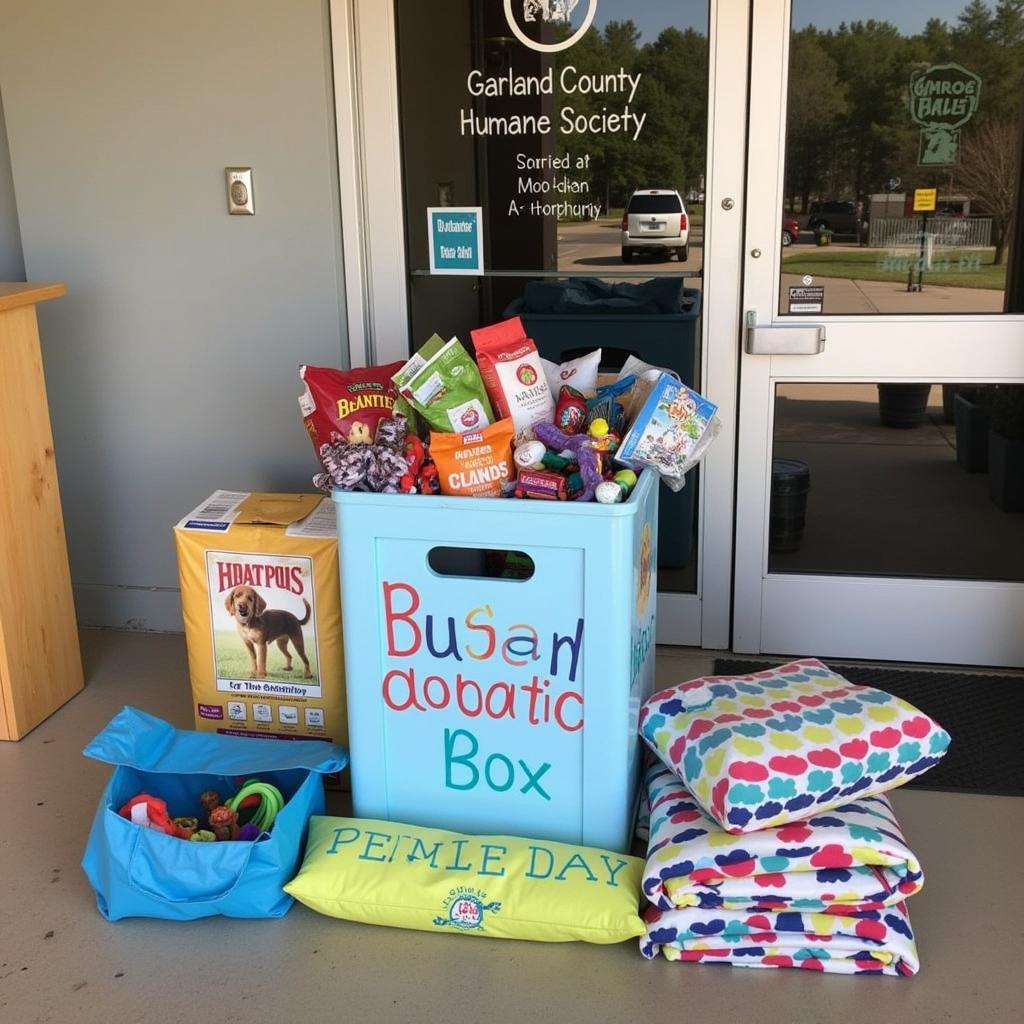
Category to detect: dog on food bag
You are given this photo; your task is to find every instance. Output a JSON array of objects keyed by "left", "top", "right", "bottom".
[{"left": 224, "top": 585, "right": 313, "bottom": 679}]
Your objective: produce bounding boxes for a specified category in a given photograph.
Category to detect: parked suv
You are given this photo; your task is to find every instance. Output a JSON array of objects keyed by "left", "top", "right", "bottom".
[
  {"left": 621, "top": 189, "right": 689, "bottom": 262},
  {"left": 807, "top": 200, "right": 861, "bottom": 235}
]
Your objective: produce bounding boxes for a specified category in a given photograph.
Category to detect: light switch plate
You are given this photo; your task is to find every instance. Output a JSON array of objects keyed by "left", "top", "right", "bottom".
[{"left": 225, "top": 167, "right": 254, "bottom": 215}]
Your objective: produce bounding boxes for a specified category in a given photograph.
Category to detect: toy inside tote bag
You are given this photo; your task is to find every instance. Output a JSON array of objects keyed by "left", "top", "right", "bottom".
[{"left": 81, "top": 707, "right": 347, "bottom": 921}]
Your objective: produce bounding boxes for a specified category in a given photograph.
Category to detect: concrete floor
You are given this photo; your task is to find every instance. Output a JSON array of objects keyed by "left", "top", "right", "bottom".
[{"left": 1, "top": 631, "right": 1022, "bottom": 1024}]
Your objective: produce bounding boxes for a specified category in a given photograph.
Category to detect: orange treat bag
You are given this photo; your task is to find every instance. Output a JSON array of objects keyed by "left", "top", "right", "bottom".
[{"left": 430, "top": 419, "right": 516, "bottom": 498}]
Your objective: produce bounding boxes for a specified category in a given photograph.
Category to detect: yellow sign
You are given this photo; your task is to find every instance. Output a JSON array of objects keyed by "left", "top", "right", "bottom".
[{"left": 913, "top": 188, "right": 938, "bottom": 212}]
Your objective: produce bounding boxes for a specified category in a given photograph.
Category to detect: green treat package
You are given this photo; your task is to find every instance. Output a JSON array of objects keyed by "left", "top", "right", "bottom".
[
  {"left": 391, "top": 334, "right": 450, "bottom": 436},
  {"left": 393, "top": 333, "right": 446, "bottom": 394},
  {"left": 394, "top": 334, "right": 494, "bottom": 434}
]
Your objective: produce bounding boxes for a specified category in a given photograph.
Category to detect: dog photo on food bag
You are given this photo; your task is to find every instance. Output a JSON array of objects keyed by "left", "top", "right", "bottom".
[
  {"left": 211, "top": 555, "right": 320, "bottom": 686},
  {"left": 224, "top": 585, "right": 313, "bottom": 679}
]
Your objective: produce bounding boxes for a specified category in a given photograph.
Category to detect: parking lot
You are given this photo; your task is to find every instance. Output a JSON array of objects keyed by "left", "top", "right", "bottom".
[{"left": 554, "top": 219, "right": 1005, "bottom": 313}]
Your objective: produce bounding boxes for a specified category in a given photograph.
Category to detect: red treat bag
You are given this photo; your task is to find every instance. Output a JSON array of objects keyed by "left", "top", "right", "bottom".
[
  {"left": 470, "top": 317, "right": 554, "bottom": 444},
  {"left": 299, "top": 363, "right": 405, "bottom": 451}
]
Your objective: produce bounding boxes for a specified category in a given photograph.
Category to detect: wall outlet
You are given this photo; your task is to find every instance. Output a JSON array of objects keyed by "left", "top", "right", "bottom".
[{"left": 225, "top": 167, "right": 254, "bottom": 215}]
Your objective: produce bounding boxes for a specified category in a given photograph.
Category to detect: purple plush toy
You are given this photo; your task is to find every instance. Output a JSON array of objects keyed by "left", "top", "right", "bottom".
[{"left": 533, "top": 421, "right": 603, "bottom": 502}]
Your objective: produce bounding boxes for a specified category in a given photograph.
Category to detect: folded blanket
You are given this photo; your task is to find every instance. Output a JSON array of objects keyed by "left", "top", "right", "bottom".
[
  {"left": 644, "top": 764, "right": 923, "bottom": 913},
  {"left": 641, "top": 901, "right": 919, "bottom": 975}
]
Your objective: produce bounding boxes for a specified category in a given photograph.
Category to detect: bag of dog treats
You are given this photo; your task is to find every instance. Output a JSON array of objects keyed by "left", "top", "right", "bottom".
[
  {"left": 392, "top": 333, "right": 446, "bottom": 395},
  {"left": 471, "top": 317, "right": 554, "bottom": 443},
  {"left": 395, "top": 335, "right": 493, "bottom": 435},
  {"left": 430, "top": 419, "right": 515, "bottom": 498},
  {"left": 299, "top": 363, "right": 405, "bottom": 450}
]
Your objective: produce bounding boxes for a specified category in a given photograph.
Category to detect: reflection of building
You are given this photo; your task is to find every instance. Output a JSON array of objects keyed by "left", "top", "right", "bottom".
[{"left": 867, "top": 192, "right": 991, "bottom": 249}]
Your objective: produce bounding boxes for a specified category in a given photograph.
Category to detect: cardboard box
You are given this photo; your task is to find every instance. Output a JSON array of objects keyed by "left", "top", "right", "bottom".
[{"left": 174, "top": 491, "right": 346, "bottom": 757}]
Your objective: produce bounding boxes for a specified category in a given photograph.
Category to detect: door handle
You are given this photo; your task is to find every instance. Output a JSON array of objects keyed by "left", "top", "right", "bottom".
[{"left": 745, "top": 311, "right": 826, "bottom": 354}]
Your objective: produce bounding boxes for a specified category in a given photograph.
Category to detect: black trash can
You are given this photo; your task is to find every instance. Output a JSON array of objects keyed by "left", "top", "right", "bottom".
[
  {"left": 877, "top": 383, "right": 933, "bottom": 428},
  {"left": 770, "top": 458, "right": 811, "bottom": 553},
  {"left": 504, "top": 279, "right": 701, "bottom": 571}
]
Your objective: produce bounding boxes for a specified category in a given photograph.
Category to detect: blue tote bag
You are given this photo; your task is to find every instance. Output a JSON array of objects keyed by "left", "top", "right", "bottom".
[{"left": 81, "top": 707, "right": 348, "bottom": 921}]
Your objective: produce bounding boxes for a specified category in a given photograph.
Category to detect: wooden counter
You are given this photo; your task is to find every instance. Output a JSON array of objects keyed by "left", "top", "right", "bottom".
[{"left": 0, "top": 282, "right": 84, "bottom": 739}]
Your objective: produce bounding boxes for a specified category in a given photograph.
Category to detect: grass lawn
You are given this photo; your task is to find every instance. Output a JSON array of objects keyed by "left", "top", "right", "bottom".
[
  {"left": 782, "top": 247, "right": 1007, "bottom": 290},
  {"left": 214, "top": 630, "right": 319, "bottom": 683}
]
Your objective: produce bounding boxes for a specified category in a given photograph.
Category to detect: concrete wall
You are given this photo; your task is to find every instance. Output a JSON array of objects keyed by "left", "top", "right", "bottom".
[
  {"left": 0, "top": 1, "right": 347, "bottom": 630},
  {"left": 0, "top": 91, "right": 25, "bottom": 280}
]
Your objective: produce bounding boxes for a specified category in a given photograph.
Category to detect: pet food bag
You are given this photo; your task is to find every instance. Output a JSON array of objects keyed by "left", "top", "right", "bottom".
[
  {"left": 299, "top": 362, "right": 406, "bottom": 450},
  {"left": 174, "top": 492, "right": 347, "bottom": 756},
  {"left": 81, "top": 707, "right": 347, "bottom": 921},
  {"left": 471, "top": 316, "right": 554, "bottom": 442},
  {"left": 394, "top": 335, "right": 494, "bottom": 434}
]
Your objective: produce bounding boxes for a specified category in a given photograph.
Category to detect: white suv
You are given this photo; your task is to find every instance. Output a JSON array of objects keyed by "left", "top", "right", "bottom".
[{"left": 621, "top": 189, "right": 689, "bottom": 262}]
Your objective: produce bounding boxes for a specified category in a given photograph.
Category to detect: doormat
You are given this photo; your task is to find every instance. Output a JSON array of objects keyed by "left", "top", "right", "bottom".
[{"left": 712, "top": 659, "right": 1023, "bottom": 797}]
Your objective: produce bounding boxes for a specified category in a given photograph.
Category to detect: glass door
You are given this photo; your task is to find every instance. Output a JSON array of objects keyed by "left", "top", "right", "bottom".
[
  {"left": 333, "top": 0, "right": 752, "bottom": 648},
  {"left": 735, "top": 0, "right": 1024, "bottom": 666}
]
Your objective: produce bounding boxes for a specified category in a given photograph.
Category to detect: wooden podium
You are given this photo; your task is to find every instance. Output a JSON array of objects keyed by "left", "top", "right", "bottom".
[{"left": 0, "top": 283, "right": 83, "bottom": 739}]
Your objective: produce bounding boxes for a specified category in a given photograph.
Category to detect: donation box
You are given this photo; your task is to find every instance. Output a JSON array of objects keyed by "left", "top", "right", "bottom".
[{"left": 333, "top": 472, "right": 658, "bottom": 853}]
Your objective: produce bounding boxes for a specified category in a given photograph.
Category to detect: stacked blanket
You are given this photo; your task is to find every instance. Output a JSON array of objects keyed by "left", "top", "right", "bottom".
[{"left": 640, "top": 763, "right": 921, "bottom": 975}]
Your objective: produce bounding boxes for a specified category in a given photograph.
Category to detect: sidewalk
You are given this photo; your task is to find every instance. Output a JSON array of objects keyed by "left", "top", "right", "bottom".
[{"left": 781, "top": 273, "right": 1005, "bottom": 314}]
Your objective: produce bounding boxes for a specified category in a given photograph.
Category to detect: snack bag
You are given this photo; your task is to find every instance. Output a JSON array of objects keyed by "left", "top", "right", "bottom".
[
  {"left": 615, "top": 355, "right": 681, "bottom": 425},
  {"left": 616, "top": 374, "right": 719, "bottom": 492},
  {"left": 471, "top": 317, "right": 554, "bottom": 443},
  {"left": 541, "top": 349, "right": 602, "bottom": 396},
  {"left": 392, "top": 333, "right": 447, "bottom": 395},
  {"left": 395, "top": 335, "right": 493, "bottom": 435},
  {"left": 300, "top": 363, "right": 405, "bottom": 451},
  {"left": 430, "top": 419, "right": 515, "bottom": 498}
]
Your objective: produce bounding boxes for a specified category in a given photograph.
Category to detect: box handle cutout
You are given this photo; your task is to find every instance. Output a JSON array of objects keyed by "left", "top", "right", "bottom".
[{"left": 427, "top": 547, "right": 535, "bottom": 581}]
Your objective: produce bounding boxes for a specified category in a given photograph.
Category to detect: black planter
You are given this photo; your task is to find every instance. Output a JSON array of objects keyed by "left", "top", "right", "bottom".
[
  {"left": 770, "top": 458, "right": 811, "bottom": 552},
  {"left": 954, "top": 394, "right": 990, "bottom": 473},
  {"left": 989, "top": 430, "right": 1024, "bottom": 512},
  {"left": 877, "top": 383, "right": 932, "bottom": 428}
]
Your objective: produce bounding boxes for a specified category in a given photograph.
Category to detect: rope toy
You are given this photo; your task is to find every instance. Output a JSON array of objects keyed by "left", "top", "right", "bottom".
[
  {"left": 226, "top": 780, "right": 285, "bottom": 834},
  {"left": 314, "top": 415, "right": 410, "bottom": 494}
]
